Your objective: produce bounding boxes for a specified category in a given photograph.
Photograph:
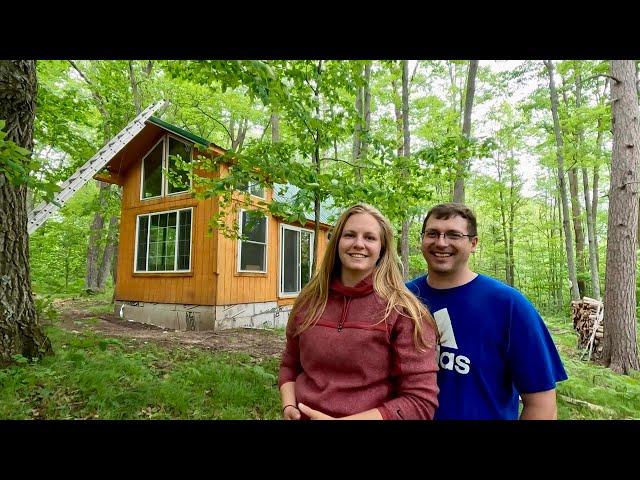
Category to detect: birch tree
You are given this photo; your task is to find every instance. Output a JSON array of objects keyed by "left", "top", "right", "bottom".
[{"left": 544, "top": 60, "right": 581, "bottom": 301}]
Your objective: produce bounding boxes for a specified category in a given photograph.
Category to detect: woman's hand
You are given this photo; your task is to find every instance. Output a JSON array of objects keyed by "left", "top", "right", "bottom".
[
  {"left": 298, "top": 403, "right": 335, "bottom": 419},
  {"left": 299, "top": 403, "right": 383, "bottom": 420},
  {"left": 283, "top": 404, "right": 302, "bottom": 420}
]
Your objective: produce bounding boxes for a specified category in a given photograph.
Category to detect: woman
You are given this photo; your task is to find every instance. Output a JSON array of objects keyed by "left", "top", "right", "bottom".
[{"left": 279, "top": 203, "right": 439, "bottom": 420}]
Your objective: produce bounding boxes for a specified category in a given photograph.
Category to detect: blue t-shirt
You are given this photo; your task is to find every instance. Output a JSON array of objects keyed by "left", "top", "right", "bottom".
[{"left": 406, "top": 273, "right": 568, "bottom": 420}]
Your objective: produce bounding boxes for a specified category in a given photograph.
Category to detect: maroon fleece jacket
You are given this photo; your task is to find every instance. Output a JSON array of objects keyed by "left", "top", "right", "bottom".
[{"left": 278, "top": 275, "right": 439, "bottom": 420}]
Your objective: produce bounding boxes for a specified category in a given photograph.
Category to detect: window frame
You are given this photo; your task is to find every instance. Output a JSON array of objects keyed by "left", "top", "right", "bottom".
[
  {"left": 133, "top": 207, "right": 194, "bottom": 273},
  {"left": 238, "top": 181, "right": 266, "bottom": 200},
  {"left": 140, "top": 133, "right": 193, "bottom": 201},
  {"left": 279, "top": 223, "right": 315, "bottom": 297},
  {"left": 236, "top": 209, "right": 268, "bottom": 274}
]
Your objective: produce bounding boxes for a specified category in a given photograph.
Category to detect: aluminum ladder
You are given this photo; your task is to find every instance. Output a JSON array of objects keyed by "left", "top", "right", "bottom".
[{"left": 27, "top": 100, "right": 168, "bottom": 235}]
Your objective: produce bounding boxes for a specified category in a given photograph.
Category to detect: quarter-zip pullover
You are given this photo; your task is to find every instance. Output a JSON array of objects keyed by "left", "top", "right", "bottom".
[{"left": 279, "top": 274, "right": 439, "bottom": 420}]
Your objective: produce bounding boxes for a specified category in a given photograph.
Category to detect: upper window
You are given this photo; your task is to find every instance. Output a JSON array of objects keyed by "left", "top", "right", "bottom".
[
  {"left": 237, "top": 210, "right": 267, "bottom": 273},
  {"left": 238, "top": 181, "right": 265, "bottom": 199},
  {"left": 135, "top": 208, "right": 192, "bottom": 272},
  {"left": 141, "top": 135, "right": 192, "bottom": 199}
]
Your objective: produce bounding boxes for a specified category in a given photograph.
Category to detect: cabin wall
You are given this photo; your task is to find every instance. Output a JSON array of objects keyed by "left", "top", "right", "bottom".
[
  {"left": 215, "top": 196, "right": 330, "bottom": 306},
  {"left": 113, "top": 134, "right": 331, "bottom": 330},
  {"left": 115, "top": 132, "right": 218, "bottom": 306}
]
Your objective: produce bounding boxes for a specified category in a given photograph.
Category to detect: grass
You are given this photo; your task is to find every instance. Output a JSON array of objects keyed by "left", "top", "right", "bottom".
[
  {"left": 0, "top": 325, "right": 281, "bottom": 420},
  {"left": 2, "top": 302, "right": 640, "bottom": 419}
]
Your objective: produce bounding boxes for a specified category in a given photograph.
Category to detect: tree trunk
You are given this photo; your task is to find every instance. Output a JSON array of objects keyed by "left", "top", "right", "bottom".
[
  {"left": 231, "top": 117, "right": 248, "bottom": 152},
  {"left": 453, "top": 60, "right": 479, "bottom": 204},
  {"left": 391, "top": 79, "right": 403, "bottom": 158},
  {"left": 361, "top": 62, "right": 371, "bottom": 160},
  {"left": 544, "top": 60, "right": 581, "bottom": 301},
  {"left": 580, "top": 75, "right": 601, "bottom": 300},
  {"left": 568, "top": 167, "right": 586, "bottom": 296},
  {"left": 499, "top": 191, "right": 511, "bottom": 285},
  {"left": 96, "top": 215, "right": 119, "bottom": 291},
  {"left": 352, "top": 63, "right": 363, "bottom": 175},
  {"left": 311, "top": 60, "right": 323, "bottom": 275},
  {"left": 128, "top": 61, "right": 142, "bottom": 115},
  {"left": 401, "top": 60, "right": 411, "bottom": 279},
  {"left": 271, "top": 111, "right": 280, "bottom": 143},
  {"left": 601, "top": 60, "right": 640, "bottom": 374},
  {"left": 594, "top": 80, "right": 608, "bottom": 270},
  {"left": 507, "top": 162, "right": 516, "bottom": 288},
  {"left": 582, "top": 167, "right": 600, "bottom": 300},
  {"left": 496, "top": 155, "right": 512, "bottom": 285},
  {"left": 569, "top": 70, "right": 588, "bottom": 296},
  {"left": 85, "top": 181, "right": 109, "bottom": 292},
  {"left": 0, "top": 60, "right": 53, "bottom": 363}
]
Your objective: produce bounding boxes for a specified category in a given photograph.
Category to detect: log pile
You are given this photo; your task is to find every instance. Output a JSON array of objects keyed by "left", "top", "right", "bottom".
[{"left": 570, "top": 296, "right": 604, "bottom": 361}]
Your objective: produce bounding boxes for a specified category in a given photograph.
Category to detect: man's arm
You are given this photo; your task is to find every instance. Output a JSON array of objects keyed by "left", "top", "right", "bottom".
[{"left": 520, "top": 389, "right": 558, "bottom": 419}]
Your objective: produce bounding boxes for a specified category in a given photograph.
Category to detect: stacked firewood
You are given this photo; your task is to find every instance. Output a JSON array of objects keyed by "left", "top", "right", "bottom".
[{"left": 570, "top": 296, "right": 604, "bottom": 360}]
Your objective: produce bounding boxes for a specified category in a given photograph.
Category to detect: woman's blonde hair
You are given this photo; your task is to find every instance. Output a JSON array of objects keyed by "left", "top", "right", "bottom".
[{"left": 288, "top": 203, "right": 436, "bottom": 351}]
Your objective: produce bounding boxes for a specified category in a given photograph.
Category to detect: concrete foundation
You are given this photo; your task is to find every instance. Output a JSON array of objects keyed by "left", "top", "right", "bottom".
[{"left": 115, "top": 300, "right": 291, "bottom": 332}]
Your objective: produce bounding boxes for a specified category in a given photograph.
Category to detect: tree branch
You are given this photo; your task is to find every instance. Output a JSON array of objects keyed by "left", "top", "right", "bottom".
[
  {"left": 193, "top": 104, "right": 233, "bottom": 142},
  {"left": 68, "top": 60, "right": 112, "bottom": 140},
  {"left": 410, "top": 60, "right": 420, "bottom": 84},
  {"left": 259, "top": 117, "right": 272, "bottom": 141},
  {"left": 320, "top": 157, "right": 369, "bottom": 169},
  {"left": 68, "top": 60, "right": 109, "bottom": 117}
]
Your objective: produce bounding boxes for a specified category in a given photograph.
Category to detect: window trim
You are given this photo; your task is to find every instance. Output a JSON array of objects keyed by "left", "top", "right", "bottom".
[
  {"left": 139, "top": 136, "right": 165, "bottom": 200},
  {"left": 140, "top": 133, "right": 193, "bottom": 201},
  {"left": 133, "top": 207, "right": 194, "bottom": 273},
  {"left": 279, "top": 223, "right": 314, "bottom": 297},
  {"left": 236, "top": 209, "right": 268, "bottom": 274}
]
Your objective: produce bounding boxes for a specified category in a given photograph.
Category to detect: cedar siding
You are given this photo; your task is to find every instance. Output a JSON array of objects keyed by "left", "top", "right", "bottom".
[{"left": 108, "top": 122, "right": 331, "bottom": 309}]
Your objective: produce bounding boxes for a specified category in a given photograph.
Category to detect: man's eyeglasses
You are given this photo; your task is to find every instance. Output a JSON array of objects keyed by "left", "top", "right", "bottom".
[{"left": 422, "top": 230, "right": 476, "bottom": 241}]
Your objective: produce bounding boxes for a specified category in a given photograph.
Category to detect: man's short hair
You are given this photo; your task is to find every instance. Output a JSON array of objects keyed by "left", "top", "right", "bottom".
[{"left": 422, "top": 203, "right": 478, "bottom": 237}]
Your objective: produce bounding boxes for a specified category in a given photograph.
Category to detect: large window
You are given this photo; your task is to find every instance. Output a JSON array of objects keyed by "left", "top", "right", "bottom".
[
  {"left": 280, "top": 225, "right": 313, "bottom": 296},
  {"left": 141, "top": 135, "right": 192, "bottom": 199},
  {"left": 237, "top": 210, "right": 267, "bottom": 273},
  {"left": 135, "top": 208, "right": 192, "bottom": 272}
]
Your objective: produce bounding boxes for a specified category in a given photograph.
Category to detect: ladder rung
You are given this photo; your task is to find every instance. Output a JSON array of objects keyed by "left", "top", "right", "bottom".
[{"left": 28, "top": 100, "right": 167, "bottom": 235}]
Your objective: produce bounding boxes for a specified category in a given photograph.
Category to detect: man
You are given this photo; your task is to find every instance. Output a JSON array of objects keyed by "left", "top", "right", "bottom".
[{"left": 406, "top": 203, "right": 567, "bottom": 420}]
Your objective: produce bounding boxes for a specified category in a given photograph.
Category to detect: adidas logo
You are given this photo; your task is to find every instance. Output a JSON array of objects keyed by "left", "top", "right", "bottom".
[{"left": 433, "top": 308, "right": 471, "bottom": 375}]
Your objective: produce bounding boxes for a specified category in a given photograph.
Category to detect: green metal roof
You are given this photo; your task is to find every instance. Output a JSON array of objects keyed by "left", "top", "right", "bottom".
[
  {"left": 148, "top": 116, "right": 213, "bottom": 148},
  {"left": 273, "top": 183, "right": 340, "bottom": 226}
]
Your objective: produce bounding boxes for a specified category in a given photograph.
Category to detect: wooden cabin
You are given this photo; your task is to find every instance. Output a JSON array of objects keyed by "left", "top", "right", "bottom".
[{"left": 94, "top": 116, "right": 334, "bottom": 331}]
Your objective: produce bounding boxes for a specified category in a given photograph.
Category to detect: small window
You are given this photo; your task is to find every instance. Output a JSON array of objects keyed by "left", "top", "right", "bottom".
[
  {"left": 280, "top": 225, "right": 314, "bottom": 295},
  {"left": 167, "top": 137, "right": 191, "bottom": 194},
  {"left": 239, "top": 181, "right": 265, "bottom": 199},
  {"left": 142, "top": 140, "right": 163, "bottom": 199},
  {"left": 135, "top": 208, "right": 192, "bottom": 272},
  {"left": 140, "top": 134, "right": 192, "bottom": 200},
  {"left": 238, "top": 210, "right": 267, "bottom": 272}
]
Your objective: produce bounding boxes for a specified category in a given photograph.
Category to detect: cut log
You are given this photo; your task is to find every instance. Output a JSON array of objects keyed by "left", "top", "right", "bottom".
[
  {"left": 571, "top": 297, "right": 604, "bottom": 361},
  {"left": 558, "top": 394, "right": 615, "bottom": 415}
]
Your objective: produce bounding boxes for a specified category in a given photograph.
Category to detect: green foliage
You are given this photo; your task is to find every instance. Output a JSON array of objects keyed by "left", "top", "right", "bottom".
[
  {"left": 34, "top": 295, "right": 59, "bottom": 324},
  {"left": 29, "top": 182, "right": 97, "bottom": 294},
  {"left": 0, "top": 120, "right": 60, "bottom": 201}
]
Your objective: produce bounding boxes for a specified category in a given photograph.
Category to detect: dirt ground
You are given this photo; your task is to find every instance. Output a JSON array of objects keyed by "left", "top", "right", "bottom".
[{"left": 52, "top": 298, "right": 286, "bottom": 359}]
